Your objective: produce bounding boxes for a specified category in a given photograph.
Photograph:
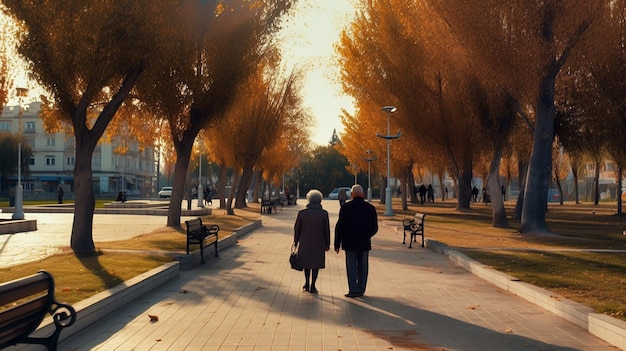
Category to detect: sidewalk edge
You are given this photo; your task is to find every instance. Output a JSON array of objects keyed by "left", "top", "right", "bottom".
[{"left": 427, "top": 239, "right": 625, "bottom": 350}]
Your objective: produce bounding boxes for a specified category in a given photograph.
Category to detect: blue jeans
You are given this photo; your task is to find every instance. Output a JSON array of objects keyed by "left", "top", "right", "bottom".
[{"left": 345, "top": 250, "right": 368, "bottom": 294}]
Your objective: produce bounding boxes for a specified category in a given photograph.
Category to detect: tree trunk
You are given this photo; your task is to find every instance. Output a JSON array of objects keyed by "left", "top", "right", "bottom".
[
  {"left": 380, "top": 178, "right": 387, "bottom": 204},
  {"left": 593, "top": 160, "right": 600, "bottom": 205},
  {"left": 618, "top": 166, "right": 623, "bottom": 215},
  {"left": 408, "top": 170, "right": 418, "bottom": 204},
  {"left": 226, "top": 171, "right": 240, "bottom": 215},
  {"left": 218, "top": 163, "right": 228, "bottom": 209},
  {"left": 520, "top": 73, "right": 556, "bottom": 234},
  {"left": 572, "top": 165, "right": 580, "bottom": 204},
  {"left": 554, "top": 168, "right": 564, "bottom": 205},
  {"left": 70, "top": 137, "right": 97, "bottom": 254},
  {"left": 456, "top": 146, "right": 473, "bottom": 211},
  {"left": 487, "top": 147, "right": 508, "bottom": 228},
  {"left": 252, "top": 170, "right": 261, "bottom": 203},
  {"left": 167, "top": 137, "right": 195, "bottom": 227},
  {"left": 514, "top": 160, "right": 528, "bottom": 221},
  {"left": 235, "top": 166, "right": 254, "bottom": 208},
  {"left": 438, "top": 171, "right": 446, "bottom": 201}
]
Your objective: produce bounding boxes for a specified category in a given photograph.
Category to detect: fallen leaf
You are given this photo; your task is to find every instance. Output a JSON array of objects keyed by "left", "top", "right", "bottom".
[
  {"left": 148, "top": 314, "right": 159, "bottom": 322},
  {"left": 504, "top": 328, "right": 512, "bottom": 333},
  {"left": 179, "top": 289, "right": 188, "bottom": 294},
  {"left": 466, "top": 304, "right": 480, "bottom": 310}
]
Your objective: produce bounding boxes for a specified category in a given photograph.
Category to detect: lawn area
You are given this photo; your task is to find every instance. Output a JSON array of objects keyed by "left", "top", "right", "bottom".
[{"left": 387, "top": 199, "right": 626, "bottom": 320}]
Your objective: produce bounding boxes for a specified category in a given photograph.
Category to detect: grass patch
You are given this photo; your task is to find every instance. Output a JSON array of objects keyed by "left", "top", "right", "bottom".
[
  {"left": 388, "top": 200, "right": 626, "bottom": 320},
  {"left": 1, "top": 250, "right": 172, "bottom": 304}
]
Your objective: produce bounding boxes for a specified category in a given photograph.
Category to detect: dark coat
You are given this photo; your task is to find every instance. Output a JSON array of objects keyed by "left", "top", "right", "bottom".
[
  {"left": 334, "top": 197, "right": 378, "bottom": 251},
  {"left": 294, "top": 203, "right": 330, "bottom": 269}
]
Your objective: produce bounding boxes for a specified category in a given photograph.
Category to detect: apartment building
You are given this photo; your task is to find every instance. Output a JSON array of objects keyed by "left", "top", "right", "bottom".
[{"left": 0, "top": 102, "right": 157, "bottom": 200}]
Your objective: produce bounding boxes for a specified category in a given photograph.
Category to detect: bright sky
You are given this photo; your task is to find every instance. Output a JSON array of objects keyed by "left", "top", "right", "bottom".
[
  {"left": 278, "top": 0, "right": 357, "bottom": 146},
  {"left": 7, "top": 1, "right": 359, "bottom": 147}
]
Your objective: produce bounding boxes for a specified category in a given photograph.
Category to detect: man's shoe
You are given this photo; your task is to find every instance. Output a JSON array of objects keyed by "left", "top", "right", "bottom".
[{"left": 344, "top": 292, "right": 360, "bottom": 298}]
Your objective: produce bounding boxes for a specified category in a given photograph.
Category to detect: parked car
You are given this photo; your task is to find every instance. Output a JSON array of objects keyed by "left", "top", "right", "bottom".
[
  {"left": 328, "top": 187, "right": 351, "bottom": 200},
  {"left": 158, "top": 186, "right": 172, "bottom": 198}
]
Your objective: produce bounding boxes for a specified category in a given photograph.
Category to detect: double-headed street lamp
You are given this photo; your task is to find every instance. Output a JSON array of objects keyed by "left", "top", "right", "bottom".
[
  {"left": 12, "top": 87, "right": 29, "bottom": 220},
  {"left": 376, "top": 106, "right": 400, "bottom": 216},
  {"left": 365, "top": 150, "right": 377, "bottom": 202}
]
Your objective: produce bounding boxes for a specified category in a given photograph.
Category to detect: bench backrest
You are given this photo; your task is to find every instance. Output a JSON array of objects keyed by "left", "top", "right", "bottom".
[
  {"left": 413, "top": 213, "right": 426, "bottom": 224},
  {"left": 185, "top": 218, "right": 203, "bottom": 234},
  {"left": 0, "top": 272, "right": 54, "bottom": 346}
]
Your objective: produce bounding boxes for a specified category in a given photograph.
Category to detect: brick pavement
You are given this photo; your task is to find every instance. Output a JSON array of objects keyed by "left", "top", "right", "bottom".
[{"left": 54, "top": 202, "right": 614, "bottom": 351}]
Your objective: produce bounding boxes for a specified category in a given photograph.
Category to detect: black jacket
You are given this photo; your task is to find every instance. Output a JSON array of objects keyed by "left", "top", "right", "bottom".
[{"left": 334, "top": 197, "right": 378, "bottom": 251}]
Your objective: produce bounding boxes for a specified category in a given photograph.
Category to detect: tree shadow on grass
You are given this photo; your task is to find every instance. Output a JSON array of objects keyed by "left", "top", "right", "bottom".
[{"left": 76, "top": 253, "right": 125, "bottom": 289}]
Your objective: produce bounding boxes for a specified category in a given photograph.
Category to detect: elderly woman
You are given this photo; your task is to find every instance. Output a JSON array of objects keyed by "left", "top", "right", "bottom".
[{"left": 293, "top": 189, "right": 331, "bottom": 294}]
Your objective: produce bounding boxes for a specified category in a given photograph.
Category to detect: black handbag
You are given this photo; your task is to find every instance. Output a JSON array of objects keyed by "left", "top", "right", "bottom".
[{"left": 290, "top": 245, "right": 303, "bottom": 271}]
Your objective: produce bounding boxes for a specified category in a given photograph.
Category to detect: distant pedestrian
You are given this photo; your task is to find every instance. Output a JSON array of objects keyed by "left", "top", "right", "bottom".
[
  {"left": 338, "top": 188, "right": 348, "bottom": 206},
  {"left": 472, "top": 186, "right": 479, "bottom": 202},
  {"left": 334, "top": 184, "right": 378, "bottom": 298},
  {"left": 204, "top": 186, "right": 212, "bottom": 206},
  {"left": 482, "top": 188, "right": 490, "bottom": 204},
  {"left": 294, "top": 189, "right": 330, "bottom": 294},
  {"left": 418, "top": 184, "right": 427, "bottom": 204},
  {"left": 427, "top": 185, "right": 434, "bottom": 203},
  {"left": 57, "top": 186, "right": 64, "bottom": 204}
]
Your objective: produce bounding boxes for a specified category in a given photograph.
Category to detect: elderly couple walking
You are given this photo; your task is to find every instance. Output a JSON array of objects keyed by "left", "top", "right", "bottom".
[{"left": 293, "top": 184, "right": 378, "bottom": 297}]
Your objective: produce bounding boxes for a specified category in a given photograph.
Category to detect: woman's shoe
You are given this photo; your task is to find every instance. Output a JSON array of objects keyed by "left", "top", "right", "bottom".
[
  {"left": 309, "top": 286, "right": 318, "bottom": 294},
  {"left": 302, "top": 284, "right": 309, "bottom": 292}
]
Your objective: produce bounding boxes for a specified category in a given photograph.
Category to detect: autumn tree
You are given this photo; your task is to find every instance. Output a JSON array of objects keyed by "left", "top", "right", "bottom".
[
  {"left": 0, "top": 18, "right": 14, "bottom": 110},
  {"left": 432, "top": 0, "right": 605, "bottom": 233},
  {"left": 204, "top": 61, "right": 309, "bottom": 211},
  {"left": 337, "top": 0, "right": 489, "bottom": 212},
  {"left": 2, "top": 0, "right": 175, "bottom": 254},
  {"left": 135, "top": 0, "right": 293, "bottom": 227}
]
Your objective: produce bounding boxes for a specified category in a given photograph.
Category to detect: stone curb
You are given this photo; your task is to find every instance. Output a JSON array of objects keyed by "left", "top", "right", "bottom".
[
  {"left": 427, "top": 239, "right": 626, "bottom": 351},
  {"left": 23, "top": 219, "right": 263, "bottom": 349}
]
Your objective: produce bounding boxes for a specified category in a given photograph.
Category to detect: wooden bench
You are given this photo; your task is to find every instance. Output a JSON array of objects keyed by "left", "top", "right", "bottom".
[
  {"left": 0, "top": 271, "right": 77, "bottom": 351},
  {"left": 402, "top": 212, "right": 426, "bottom": 248},
  {"left": 184, "top": 218, "right": 219, "bottom": 264}
]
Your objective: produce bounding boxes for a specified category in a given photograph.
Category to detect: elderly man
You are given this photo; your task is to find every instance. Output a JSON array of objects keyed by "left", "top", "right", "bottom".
[{"left": 334, "top": 184, "right": 378, "bottom": 298}]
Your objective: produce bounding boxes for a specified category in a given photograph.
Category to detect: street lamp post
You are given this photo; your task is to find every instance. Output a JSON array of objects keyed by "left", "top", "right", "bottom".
[
  {"left": 365, "top": 150, "right": 377, "bottom": 202},
  {"left": 12, "top": 87, "right": 29, "bottom": 220},
  {"left": 376, "top": 106, "right": 400, "bottom": 216}
]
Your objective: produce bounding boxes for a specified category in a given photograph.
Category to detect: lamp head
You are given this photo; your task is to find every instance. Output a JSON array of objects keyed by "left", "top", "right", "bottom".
[{"left": 381, "top": 106, "right": 397, "bottom": 113}]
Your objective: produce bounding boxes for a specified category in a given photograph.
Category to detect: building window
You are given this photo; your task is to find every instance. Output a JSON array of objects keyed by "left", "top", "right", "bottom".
[
  {"left": 0, "top": 121, "right": 9, "bottom": 130},
  {"left": 46, "top": 137, "right": 55, "bottom": 146},
  {"left": 29, "top": 156, "right": 35, "bottom": 166},
  {"left": 67, "top": 156, "right": 75, "bottom": 165},
  {"left": 46, "top": 155, "right": 56, "bottom": 165},
  {"left": 25, "top": 122, "right": 35, "bottom": 132},
  {"left": 23, "top": 182, "right": 34, "bottom": 192}
]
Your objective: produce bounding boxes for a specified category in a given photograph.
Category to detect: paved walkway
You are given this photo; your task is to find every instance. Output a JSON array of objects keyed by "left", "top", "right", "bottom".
[{"left": 49, "top": 201, "right": 613, "bottom": 351}]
